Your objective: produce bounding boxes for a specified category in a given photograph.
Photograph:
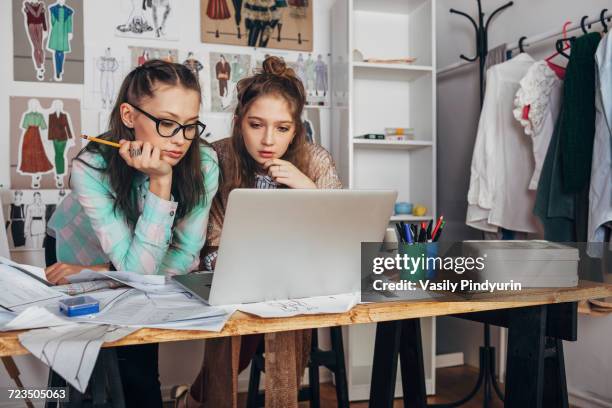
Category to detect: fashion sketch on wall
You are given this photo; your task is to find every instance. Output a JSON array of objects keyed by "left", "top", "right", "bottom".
[
  {"left": 10, "top": 97, "right": 81, "bottom": 190},
  {"left": 13, "top": 0, "right": 84, "bottom": 83},
  {"left": 254, "top": 51, "right": 329, "bottom": 106},
  {"left": 201, "top": 0, "right": 313, "bottom": 52},
  {"left": 210, "top": 52, "right": 251, "bottom": 112},
  {"left": 85, "top": 46, "right": 128, "bottom": 110},
  {"left": 116, "top": 0, "right": 178, "bottom": 40},
  {"left": 5, "top": 189, "right": 68, "bottom": 251},
  {"left": 130, "top": 46, "right": 178, "bottom": 69}
]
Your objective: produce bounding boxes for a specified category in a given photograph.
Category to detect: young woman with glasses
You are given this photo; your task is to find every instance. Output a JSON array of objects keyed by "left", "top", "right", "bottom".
[{"left": 45, "top": 59, "right": 218, "bottom": 408}]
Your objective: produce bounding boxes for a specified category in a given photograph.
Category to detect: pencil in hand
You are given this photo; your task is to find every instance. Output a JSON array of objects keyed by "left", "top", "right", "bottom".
[{"left": 81, "top": 134, "right": 121, "bottom": 148}]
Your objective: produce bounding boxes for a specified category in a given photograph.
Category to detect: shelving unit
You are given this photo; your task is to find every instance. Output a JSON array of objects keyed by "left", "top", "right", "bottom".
[
  {"left": 331, "top": 0, "right": 437, "bottom": 401},
  {"left": 352, "top": 139, "right": 433, "bottom": 150}
]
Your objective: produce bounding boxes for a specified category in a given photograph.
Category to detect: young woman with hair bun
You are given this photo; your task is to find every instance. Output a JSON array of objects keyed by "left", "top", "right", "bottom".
[{"left": 173, "top": 55, "right": 342, "bottom": 407}]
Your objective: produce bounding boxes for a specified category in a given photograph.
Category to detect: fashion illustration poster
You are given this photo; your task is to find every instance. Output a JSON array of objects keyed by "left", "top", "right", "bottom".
[
  {"left": 130, "top": 46, "right": 178, "bottom": 69},
  {"left": 10, "top": 97, "right": 81, "bottom": 190},
  {"left": 254, "top": 50, "right": 329, "bottom": 106},
  {"left": 13, "top": 0, "right": 84, "bottom": 83},
  {"left": 201, "top": 0, "right": 313, "bottom": 52},
  {"left": 209, "top": 52, "right": 251, "bottom": 112},
  {"left": 4, "top": 189, "right": 68, "bottom": 251},
  {"left": 116, "top": 0, "right": 179, "bottom": 40},
  {"left": 84, "top": 45, "right": 128, "bottom": 110}
]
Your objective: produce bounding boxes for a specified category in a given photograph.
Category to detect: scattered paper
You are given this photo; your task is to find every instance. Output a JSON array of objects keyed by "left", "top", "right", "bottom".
[
  {"left": 0, "top": 256, "right": 47, "bottom": 281},
  {"left": 55, "top": 280, "right": 125, "bottom": 295},
  {"left": 0, "top": 264, "right": 63, "bottom": 309},
  {"left": 237, "top": 293, "right": 359, "bottom": 318},
  {"left": 75, "top": 291, "right": 226, "bottom": 327},
  {"left": 68, "top": 270, "right": 182, "bottom": 293},
  {"left": 19, "top": 324, "right": 136, "bottom": 393}
]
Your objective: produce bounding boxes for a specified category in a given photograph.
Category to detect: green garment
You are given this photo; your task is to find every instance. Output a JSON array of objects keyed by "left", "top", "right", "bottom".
[
  {"left": 534, "top": 104, "right": 590, "bottom": 243},
  {"left": 559, "top": 32, "right": 601, "bottom": 193},
  {"left": 21, "top": 112, "right": 47, "bottom": 129},
  {"left": 48, "top": 5, "right": 73, "bottom": 52},
  {"left": 53, "top": 140, "right": 67, "bottom": 175},
  {"left": 534, "top": 106, "right": 576, "bottom": 242},
  {"left": 231, "top": 61, "right": 245, "bottom": 82}
]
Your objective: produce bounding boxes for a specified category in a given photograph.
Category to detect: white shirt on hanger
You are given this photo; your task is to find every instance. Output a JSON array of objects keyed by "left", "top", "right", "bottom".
[
  {"left": 513, "top": 60, "right": 564, "bottom": 190},
  {"left": 467, "top": 53, "right": 540, "bottom": 233},
  {"left": 588, "top": 33, "right": 612, "bottom": 257}
]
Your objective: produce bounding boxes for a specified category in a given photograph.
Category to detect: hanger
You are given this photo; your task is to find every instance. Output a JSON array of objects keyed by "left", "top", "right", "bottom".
[
  {"left": 518, "top": 36, "right": 528, "bottom": 53},
  {"left": 580, "top": 15, "right": 591, "bottom": 34},
  {"left": 547, "top": 21, "right": 573, "bottom": 61},
  {"left": 601, "top": 9, "right": 609, "bottom": 33}
]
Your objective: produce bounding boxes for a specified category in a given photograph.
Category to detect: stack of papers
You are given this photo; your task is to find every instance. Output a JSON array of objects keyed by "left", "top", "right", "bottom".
[{"left": 0, "top": 259, "right": 361, "bottom": 394}]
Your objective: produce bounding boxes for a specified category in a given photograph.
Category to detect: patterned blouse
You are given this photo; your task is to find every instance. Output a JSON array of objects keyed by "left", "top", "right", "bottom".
[
  {"left": 201, "top": 137, "right": 342, "bottom": 270},
  {"left": 47, "top": 144, "right": 219, "bottom": 277}
]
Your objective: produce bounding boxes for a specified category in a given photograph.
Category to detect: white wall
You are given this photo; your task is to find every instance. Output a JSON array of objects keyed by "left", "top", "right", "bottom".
[
  {"left": 436, "top": 0, "right": 612, "bottom": 405},
  {"left": 0, "top": 1, "right": 334, "bottom": 404}
]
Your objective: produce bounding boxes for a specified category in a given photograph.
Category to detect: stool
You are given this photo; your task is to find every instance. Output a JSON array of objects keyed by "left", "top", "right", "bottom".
[{"left": 247, "top": 327, "right": 349, "bottom": 408}]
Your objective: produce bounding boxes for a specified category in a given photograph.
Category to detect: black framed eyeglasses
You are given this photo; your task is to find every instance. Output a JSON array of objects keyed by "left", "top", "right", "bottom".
[{"left": 131, "top": 104, "right": 206, "bottom": 140}]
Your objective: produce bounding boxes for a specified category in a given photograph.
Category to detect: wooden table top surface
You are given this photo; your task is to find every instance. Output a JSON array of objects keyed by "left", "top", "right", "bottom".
[{"left": 1, "top": 280, "right": 611, "bottom": 357}]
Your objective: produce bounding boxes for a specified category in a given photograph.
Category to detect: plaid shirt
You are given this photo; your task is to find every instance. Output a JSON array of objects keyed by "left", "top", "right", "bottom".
[{"left": 47, "top": 145, "right": 219, "bottom": 277}]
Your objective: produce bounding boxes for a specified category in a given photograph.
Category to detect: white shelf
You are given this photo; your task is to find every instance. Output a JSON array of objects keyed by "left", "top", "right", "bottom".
[
  {"left": 353, "top": 61, "right": 432, "bottom": 82},
  {"left": 353, "top": 139, "right": 433, "bottom": 150},
  {"left": 353, "top": 0, "right": 429, "bottom": 15},
  {"left": 390, "top": 215, "right": 433, "bottom": 222}
]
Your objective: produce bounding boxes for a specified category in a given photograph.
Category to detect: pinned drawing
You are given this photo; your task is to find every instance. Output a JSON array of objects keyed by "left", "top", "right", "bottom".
[
  {"left": 5, "top": 189, "right": 69, "bottom": 250},
  {"left": 243, "top": 0, "right": 281, "bottom": 47},
  {"left": 11, "top": 97, "right": 81, "bottom": 190},
  {"left": 14, "top": 0, "right": 83, "bottom": 83},
  {"left": 130, "top": 46, "right": 178, "bottom": 68},
  {"left": 183, "top": 51, "right": 204, "bottom": 77},
  {"left": 84, "top": 44, "right": 129, "bottom": 109},
  {"left": 8, "top": 191, "right": 27, "bottom": 248},
  {"left": 116, "top": 0, "right": 178, "bottom": 40},
  {"left": 97, "top": 48, "right": 120, "bottom": 109},
  {"left": 201, "top": 0, "right": 312, "bottom": 51},
  {"left": 22, "top": 0, "right": 48, "bottom": 81},
  {"left": 18, "top": 99, "right": 54, "bottom": 189},
  {"left": 206, "top": 0, "right": 231, "bottom": 38},
  {"left": 46, "top": 0, "right": 75, "bottom": 81},
  {"left": 47, "top": 100, "right": 75, "bottom": 189},
  {"left": 210, "top": 52, "right": 251, "bottom": 112},
  {"left": 287, "top": 0, "right": 308, "bottom": 46},
  {"left": 85, "top": 46, "right": 127, "bottom": 110},
  {"left": 254, "top": 51, "right": 329, "bottom": 106}
]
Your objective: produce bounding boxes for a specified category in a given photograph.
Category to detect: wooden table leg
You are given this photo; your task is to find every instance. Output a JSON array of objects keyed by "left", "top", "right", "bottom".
[
  {"left": 264, "top": 331, "right": 298, "bottom": 408},
  {"left": 505, "top": 305, "right": 547, "bottom": 408}
]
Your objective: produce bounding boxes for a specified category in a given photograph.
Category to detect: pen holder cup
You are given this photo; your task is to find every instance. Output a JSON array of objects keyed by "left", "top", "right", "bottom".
[{"left": 399, "top": 242, "right": 439, "bottom": 281}]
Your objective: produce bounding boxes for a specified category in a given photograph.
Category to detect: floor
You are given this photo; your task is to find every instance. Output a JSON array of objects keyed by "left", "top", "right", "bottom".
[
  {"left": 302, "top": 365, "right": 506, "bottom": 408},
  {"left": 164, "top": 365, "right": 509, "bottom": 407},
  {"left": 165, "top": 365, "right": 577, "bottom": 407}
]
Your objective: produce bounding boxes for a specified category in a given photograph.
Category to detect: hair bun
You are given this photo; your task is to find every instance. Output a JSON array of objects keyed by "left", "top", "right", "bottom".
[{"left": 262, "top": 56, "right": 292, "bottom": 77}]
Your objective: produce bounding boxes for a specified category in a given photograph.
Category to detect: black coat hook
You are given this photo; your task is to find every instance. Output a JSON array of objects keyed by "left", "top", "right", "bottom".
[
  {"left": 601, "top": 9, "right": 609, "bottom": 33},
  {"left": 581, "top": 16, "right": 591, "bottom": 34},
  {"left": 518, "top": 36, "right": 527, "bottom": 53}
]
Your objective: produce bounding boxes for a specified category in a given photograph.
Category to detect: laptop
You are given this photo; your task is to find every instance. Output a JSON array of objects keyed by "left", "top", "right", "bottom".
[{"left": 173, "top": 189, "right": 397, "bottom": 305}]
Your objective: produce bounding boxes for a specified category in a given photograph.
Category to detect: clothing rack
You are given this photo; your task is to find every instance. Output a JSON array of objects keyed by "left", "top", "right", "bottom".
[
  {"left": 435, "top": 6, "right": 612, "bottom": 408},
  {"left": 438, "top": 11, "right": 612, "bottom": 75},
  {"left": 431, "top": 2, "right": 514, "bottom": 406}
]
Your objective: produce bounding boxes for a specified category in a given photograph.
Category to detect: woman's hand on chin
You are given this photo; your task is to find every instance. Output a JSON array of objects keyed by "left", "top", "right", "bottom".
[{"left": 263, "top": 158, "right": 317, "bottom": 189}]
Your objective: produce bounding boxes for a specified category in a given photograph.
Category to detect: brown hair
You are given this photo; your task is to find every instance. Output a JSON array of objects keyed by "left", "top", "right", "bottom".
[
  {"left": 74, "top": 59, "right": 207, "bottom": 225},
  {"left": 224, "top": 56, "right": 311, "bottom": 192}
]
